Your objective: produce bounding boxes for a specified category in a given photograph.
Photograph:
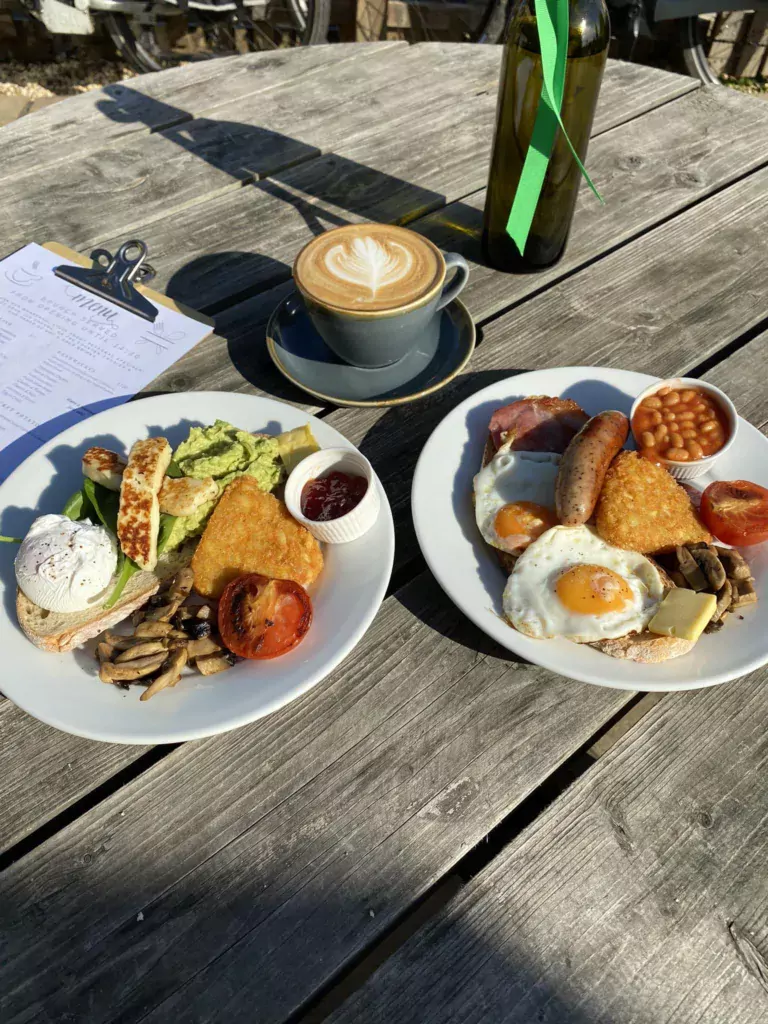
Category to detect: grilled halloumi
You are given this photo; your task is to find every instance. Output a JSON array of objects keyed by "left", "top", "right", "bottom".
[
  {"left": 82, "top": 447, "right": 126, "bottom": 492},
  {"left": 118, "top": 438, "right": 172, "bottom": 571},
  {"left": 159, "top": 475, "right": 218, "bottom": 517}
]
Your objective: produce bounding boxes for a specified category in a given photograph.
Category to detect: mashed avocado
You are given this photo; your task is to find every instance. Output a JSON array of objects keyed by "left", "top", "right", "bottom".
[{"left": 164, "top": 420, "right": 282, "bottom": 550}]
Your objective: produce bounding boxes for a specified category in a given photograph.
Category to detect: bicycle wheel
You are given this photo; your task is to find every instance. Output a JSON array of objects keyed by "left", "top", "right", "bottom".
[
  {"left": 678, "top": 14, "right": 722, "bottom": 84},
  {"left": 106, "top": 0, "right": 331, "bottom": 74},
  {"left": 471, "top": 0, "right": 510, "bottom": 42}
]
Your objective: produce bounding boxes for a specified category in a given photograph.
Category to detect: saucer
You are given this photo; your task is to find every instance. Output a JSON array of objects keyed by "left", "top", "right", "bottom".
[{"left": 266, "top": 292, "right": 475, "bottom": 408}]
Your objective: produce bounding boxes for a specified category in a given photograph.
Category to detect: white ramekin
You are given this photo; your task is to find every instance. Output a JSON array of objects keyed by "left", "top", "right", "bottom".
[
  {"left": 630, "top": 377, "right": 738, "bottom": 481},
  {"left": 284, "top": 447, "right": 380, "bottom": 544}
]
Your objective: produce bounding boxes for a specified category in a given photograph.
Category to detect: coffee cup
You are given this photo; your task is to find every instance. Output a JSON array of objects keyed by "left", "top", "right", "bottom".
[{"left": 292, "top": 223, "right": 470, "bottom": 369}]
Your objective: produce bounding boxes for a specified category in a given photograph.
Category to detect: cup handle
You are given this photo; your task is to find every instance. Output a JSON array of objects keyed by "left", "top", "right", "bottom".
[{"left": 436, "top": 252, "right": 470, "bottom": 312}]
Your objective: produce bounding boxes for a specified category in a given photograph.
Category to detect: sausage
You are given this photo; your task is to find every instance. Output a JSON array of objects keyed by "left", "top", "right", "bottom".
[{"left": 555, "top": 411, "right": 629, "bottom": 526}]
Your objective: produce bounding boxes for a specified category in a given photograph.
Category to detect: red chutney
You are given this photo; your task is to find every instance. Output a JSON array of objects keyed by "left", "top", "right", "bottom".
[{"left": 301, "top": 471, "right": 368, "bottom": 522}]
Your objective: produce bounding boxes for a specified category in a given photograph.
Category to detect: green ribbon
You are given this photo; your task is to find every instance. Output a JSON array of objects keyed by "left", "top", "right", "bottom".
[{"left": 506, "top": 0, "right": 603, "bottom": 255}]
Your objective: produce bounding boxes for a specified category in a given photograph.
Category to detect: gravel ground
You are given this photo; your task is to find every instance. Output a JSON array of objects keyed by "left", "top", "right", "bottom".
[{"left": 0, "top": 57, "right": 136, "bottom": 99}]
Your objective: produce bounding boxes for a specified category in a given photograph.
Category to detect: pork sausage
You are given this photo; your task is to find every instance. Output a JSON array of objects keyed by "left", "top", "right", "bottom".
[{"left": 555, "top": 411, "right": 629, "bottom": 526}]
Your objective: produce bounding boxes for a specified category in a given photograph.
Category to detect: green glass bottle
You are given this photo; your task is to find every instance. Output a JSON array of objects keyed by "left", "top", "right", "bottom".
[{"left": 482, "top": 0, "right": 609, "bottom": 271}]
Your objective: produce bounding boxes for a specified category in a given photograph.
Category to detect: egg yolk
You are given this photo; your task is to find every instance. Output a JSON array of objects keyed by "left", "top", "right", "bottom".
[
  {"left": 555, "top": 564, "right": 633, "bottom": 615},
  {"left": 494, "top": 501, "right": 557, "bottom": 541}
]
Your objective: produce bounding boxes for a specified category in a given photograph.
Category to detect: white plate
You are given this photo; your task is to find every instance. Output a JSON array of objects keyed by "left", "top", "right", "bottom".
[
  {"left": 0, "top": 393, "right": 394, "bottom": 743},
  {"left": 412, "top": 367, "right": 768, "bottom": 692}
]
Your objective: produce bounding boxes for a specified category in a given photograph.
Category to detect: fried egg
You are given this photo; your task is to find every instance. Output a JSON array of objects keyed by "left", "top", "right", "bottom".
[
  {"left": 474, "top": 449, "right": 560, "bottom": 554},
  {"left": 503, "top": 524, "right": 664, "bottom": 642}
]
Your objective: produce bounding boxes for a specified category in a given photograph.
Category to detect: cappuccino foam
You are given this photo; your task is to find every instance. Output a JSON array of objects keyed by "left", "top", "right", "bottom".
[{"left": 294, "top": 224, "right": 443, "bottom": 313}]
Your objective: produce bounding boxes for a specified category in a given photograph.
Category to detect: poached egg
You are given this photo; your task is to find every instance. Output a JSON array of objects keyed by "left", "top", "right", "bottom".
[{"left": 15, "top": 514, "right": 118, "bottom": 614}]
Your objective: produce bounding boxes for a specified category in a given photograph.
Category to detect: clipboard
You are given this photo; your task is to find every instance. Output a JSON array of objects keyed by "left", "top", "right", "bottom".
[{"left": 44, "top": 240, "right": 214, "bottom": 329}]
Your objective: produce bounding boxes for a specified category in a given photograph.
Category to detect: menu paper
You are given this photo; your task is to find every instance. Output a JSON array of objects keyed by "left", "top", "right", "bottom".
[{"left": 0, "top": 244, "right": 212, "bottom": 481}]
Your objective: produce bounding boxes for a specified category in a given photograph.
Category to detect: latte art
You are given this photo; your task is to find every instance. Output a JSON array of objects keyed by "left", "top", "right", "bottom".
[
  {"left": 294, "top": 224, "right": 443, "bottom": 313},
  {"left": 325, "top": 237, "right": 414, "bottom": 299}
]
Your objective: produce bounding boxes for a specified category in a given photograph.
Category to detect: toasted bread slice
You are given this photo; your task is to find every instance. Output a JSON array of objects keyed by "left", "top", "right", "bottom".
[
  {"left": 590, "top": 630, "right": 694, "bottom": 663},
  {"left": 590, "top": 562, "right": 694, "bottom": 663},
  {"left": 118, "top": 437, "right": 172, "bottom": 572},
  {"left": 16, "top": 547, "right": 193, "bottom": 654}
]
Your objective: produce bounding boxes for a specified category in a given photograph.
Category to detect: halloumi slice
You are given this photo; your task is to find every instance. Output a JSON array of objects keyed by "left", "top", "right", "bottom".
[
  {"left": 159, "top": 475, "right": 218, "bottom": 517},
  {"left": 82, "top": 447, "right": 126, "bottom": 492},
  {"left": 118, "top": 438, "right": 172, "bottom": 571}
]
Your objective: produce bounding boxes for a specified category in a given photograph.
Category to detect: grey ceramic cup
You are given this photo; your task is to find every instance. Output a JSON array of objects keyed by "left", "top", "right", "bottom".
[{"left": 295, "top": 247, "right": 470, "bottom": 370}]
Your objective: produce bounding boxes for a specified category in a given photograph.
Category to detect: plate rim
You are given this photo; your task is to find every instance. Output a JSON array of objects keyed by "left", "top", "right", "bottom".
[
  {"left": 266, "top": 292, "right": 476, "bottom": 408},
  {"left": 411, "top": 366, "right": 768, "bottom": 693},
  {"left": 0, "top": 391, "right": 395, "bottom": 743}
]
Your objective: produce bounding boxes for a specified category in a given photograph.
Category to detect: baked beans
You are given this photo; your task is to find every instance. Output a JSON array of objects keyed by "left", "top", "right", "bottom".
[{"left": 632, "top": 384, "right": 730, "bottom": 462}]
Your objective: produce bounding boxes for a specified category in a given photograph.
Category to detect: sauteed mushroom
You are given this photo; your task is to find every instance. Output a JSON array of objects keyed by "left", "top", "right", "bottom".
[
  {"left": 115, "top": 640, "right": 168, "bottom": 663},
  {"left": 96, "top": 568, "right": 235, "bottom": 695},
  {"left": 101, "top": 652, "right": 168, "bottom": 683},
  {"left": 691, "top": 546, "right": 727, "bottom": 592},
  {"left": 675, "top": 546, "right": 707, "bottom": 591},
  {"left": 141, "top": 648, "right": 189, "bottom": 702}
]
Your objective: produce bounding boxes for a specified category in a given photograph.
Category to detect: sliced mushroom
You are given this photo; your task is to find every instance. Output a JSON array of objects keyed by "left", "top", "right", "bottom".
[
  {"left": 730, "top": 578, "right": 758, "bottom": 610},
  {"left": 96, "top": 640, "right": 116, "bottom": 662},
  {"left": 101, "top": 652, "right": 168, "bottom": 682},
  {"left": 103, "top": 631, "right": 151, "bottom": 651},
  {"left": 712, "top": 579, "right": 733, "bottom": 622},
  {"left": 675, "top": 546, "right": 708, "bottom": 591},
  {"left": 704, "top": 618, "right": 725, "bottom": 634},
  {"left": 168, "top": 567, "right": 194, "bottom": 604},
  {"left": 714, "top": 546, "right": 752, "bottom": 581},
  {"left": 98, "top": 642, "right": 117, "bottom": 683},
  {"left": 141, "top": 648, "right": 189, "bottom": 702},
  {"left": 195, "top": 605, "right": 213, "bottom": 621},
  {"left": 187, "top": 635, "right": 223, "bottom": 659},
  {"left": 115, "top": 640, "right": 169, "bottom": 663},
  {"left": 691, "top": 547, "right": 727, "bottom": 591},
  {"left": 195, "top": 652, "right": 236, "bottom": 676},
  {"left": 134, "top": 621, "right": 176, "bottom": 639},
  {"left": 670, "top": 570, "right": 688, "bottom": 590}
]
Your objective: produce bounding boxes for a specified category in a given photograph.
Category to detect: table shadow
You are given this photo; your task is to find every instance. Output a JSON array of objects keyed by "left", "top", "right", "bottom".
[{"left": 93, "top": 83, "right": 489, "bottom": 313}]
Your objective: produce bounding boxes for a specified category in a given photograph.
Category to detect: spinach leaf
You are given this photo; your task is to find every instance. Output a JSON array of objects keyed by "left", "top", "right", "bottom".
[
  {"left": 157, "top": 513, "right": 176, "bottom": 555},
  {"left": 83, "top": 478, "right": 119, "bottom": 535},
  {"left": 166, "top": 459, "right": 183, "bottom": 479},
  {"left": 62, "top": 487, "right": 96, "bottom": 522},
  {"left": 104, "top": 552, "right": 139, "bottom": 609}
]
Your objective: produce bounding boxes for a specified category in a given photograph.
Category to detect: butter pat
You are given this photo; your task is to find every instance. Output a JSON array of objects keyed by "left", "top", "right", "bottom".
[
  {"left": 648, "top": 589, "right": 717, "bottom": 642},
  {"left": 276, "top": 425, "right": 320, "bottom": 475}
]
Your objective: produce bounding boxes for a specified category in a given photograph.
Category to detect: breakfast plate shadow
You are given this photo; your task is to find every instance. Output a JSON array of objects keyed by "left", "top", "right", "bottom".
[{"left": 266, "top": 291, "right": 475, "bottom": 408}]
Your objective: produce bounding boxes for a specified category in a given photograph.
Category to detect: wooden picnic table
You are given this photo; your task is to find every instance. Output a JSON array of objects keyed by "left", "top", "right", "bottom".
[{"left": 1, "top": 42, "right": 767, "bottom": 1024}]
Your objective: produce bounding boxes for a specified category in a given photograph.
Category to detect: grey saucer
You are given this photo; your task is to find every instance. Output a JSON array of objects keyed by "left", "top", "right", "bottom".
[{"left": 266, "top": 291, "right": 475, "bottom": 408}]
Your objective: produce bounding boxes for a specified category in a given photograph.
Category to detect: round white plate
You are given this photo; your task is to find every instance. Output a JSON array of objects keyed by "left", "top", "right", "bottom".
[
  {"left": 412, "top": 367, "right": 768, "bottom": 692},
  {"left": 0, "top": 393, "right": 394, "bottom": 743}
]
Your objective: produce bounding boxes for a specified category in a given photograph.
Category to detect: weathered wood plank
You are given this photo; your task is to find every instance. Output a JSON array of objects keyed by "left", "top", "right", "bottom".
[
  {"left": 0, "top": 573, "right": 633, "bottom": 1024},
  {"left": 1, "top": 319, "right": 764, "bottom": 901},
  {"left": 329, "top": 668, "right": 768, "bottom": 1024},
  {"left": 0, "top": 43, "right": 404, "bottom": 184},
  {"left": 0, "top": 702, "right": 152, "bottom": 854},
  {"left": 703, "top": 328, "right": 768, "bottom": 433},
  {"left": 92, "top": 59, "right": 701, "bottom": 314},
  {"left": 416, "top": 83, "right": 768, "bottom": 325},
  {"left": 0, "top": 44, "right": 500, "bottom": 255},
  {"left": 322, "top": 166, "right": 768, "bottom": 570}
]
